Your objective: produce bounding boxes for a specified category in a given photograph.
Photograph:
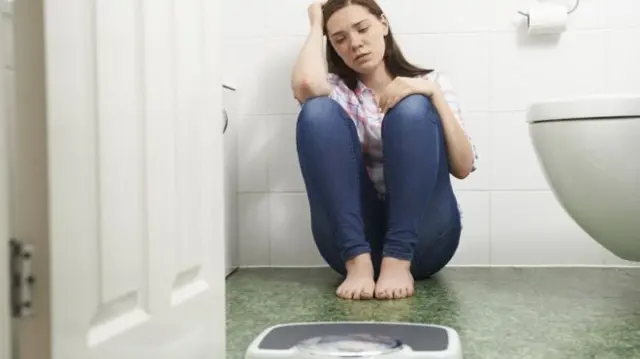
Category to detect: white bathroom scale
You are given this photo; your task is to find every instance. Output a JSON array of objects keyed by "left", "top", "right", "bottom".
[{"left": 244, "top": 321, "right": 463, "bottom": 359}]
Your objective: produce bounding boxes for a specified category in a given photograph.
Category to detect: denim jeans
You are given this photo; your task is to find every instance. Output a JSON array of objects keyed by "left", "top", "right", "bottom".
[{"left": 296, "top": 95, "right": 461, "bottom": 280}]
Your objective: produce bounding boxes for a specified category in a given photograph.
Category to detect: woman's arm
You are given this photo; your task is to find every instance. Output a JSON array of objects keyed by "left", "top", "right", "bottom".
[
  {"left": 413, "top": 73, "right": 476, "bottom": 179},
  {"left": 291, "top": 21, "right": 331, "bottom": 103},
  {"left": 430, "top": 90, "right": 475, "bottom": 179}
]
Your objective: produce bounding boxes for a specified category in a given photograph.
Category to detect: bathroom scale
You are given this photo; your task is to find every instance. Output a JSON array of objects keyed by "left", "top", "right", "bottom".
[{"left": 244, "top": 321, "right": 463, "bottom": 359}]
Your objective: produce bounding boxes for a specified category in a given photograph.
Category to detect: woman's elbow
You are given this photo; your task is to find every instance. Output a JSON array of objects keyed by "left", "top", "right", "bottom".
[
  {"left": 451, "top": 162, "right": 474, "bottom": 180},
  {"left": 292, "top": 78, "right": 331, "bottom": 103},
  {"left": 451, "top": 169, "right": 470, "bottom": 180}
]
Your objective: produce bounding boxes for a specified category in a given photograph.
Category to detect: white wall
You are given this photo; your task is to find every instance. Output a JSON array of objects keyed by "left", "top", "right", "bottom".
[{"left": 222, "top": 0, "right": 640, "bottom": 267}]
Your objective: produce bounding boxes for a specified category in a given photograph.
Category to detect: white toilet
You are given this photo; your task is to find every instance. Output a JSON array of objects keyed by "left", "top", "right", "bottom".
[{"left": 526, "top": 94, "right": 640, "bottom": 262}]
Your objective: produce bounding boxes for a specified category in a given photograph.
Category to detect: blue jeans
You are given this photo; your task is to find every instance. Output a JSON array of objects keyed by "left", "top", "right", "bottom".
[{"left": 296, "top": 95, "right": 461, "bottom": 280}]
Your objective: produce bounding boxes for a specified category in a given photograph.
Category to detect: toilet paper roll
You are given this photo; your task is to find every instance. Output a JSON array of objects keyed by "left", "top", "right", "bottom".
[{"left": 526, "top": 2, "right": 568, "bottom": 35}]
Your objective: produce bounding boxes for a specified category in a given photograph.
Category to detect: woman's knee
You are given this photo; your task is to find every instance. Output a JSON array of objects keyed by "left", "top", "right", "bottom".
[
  {"left": 385, "top": 94, "right": 438, "bottom": 125},
  {"left": 297, "top": 96, "right": 342, "bottom": 127}
]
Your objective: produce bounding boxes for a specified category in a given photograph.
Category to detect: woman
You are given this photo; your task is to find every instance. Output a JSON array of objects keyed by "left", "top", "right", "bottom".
[{"left": 290, "top": 0, "right": 477, "bottom": 300}]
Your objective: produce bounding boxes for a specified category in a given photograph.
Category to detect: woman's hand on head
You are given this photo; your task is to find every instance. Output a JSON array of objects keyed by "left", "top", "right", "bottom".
[
  {"left": 308, "top": 0, "right": 328, "bottom": 27},
  {"left": 377, "top": 77, "right": 438, "bottom": 114}
]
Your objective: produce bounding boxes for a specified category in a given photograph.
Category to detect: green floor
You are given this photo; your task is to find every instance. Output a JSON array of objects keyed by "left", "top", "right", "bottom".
[{"left": 226, "top": 267, "right": 640, "bottom": 359}]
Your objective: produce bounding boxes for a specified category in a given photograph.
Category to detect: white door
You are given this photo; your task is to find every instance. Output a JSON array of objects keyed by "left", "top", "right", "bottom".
[
  {"left": 1, "top": 2, "right": 17, "bottom": 358},
  {"left": 0, "top": 2, "right": 13, "bottom": 354},
  {"left": 6, "top": 0, "right": 227, "bottom": 358}
]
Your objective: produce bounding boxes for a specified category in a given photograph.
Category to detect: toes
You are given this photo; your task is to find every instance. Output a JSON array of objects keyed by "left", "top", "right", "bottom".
[
  {"left": 393, "top": 288, "right": 406, "bottom": 299},
  {"left": 345, "top": 291, "right": 356, "bottom": 300},
  {"left": 374, "top": 288, "right": 382, "bottom": 298},
  {"left": 336, "top": 286, "right": 350, "bottom": 299},
  {"left": 360, "top": 288, "right": 374, "bottom": 300},
  {"left": 399, "top": 286, "right": 414, "bottom": 298},
  {"left": 374, "top": 285, "right": 415, "bottom": 299},
  {"left": 375, "top": 288, "right": 389, "bottom": 299},
  {"left": 375, "top": 284, "right": 395, "bottom": 299},
  {"left": 337, "top": 285, "right": 375, "bottom": 300}
]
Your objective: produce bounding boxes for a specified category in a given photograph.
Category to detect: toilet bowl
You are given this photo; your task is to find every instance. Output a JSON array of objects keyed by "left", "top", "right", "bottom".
[{"left": 526, "top": 94, "right": 640, "bottom": 262}]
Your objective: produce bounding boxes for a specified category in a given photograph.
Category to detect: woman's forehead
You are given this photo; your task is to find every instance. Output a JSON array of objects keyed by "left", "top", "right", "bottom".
[{"left": 326, "top": 5, "right": 374, "bottom": 32}]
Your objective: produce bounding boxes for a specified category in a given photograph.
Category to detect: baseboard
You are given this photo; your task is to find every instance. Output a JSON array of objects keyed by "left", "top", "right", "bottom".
[
  {"left": 448, "top": 264, "right": 640, "bottom": 268},
  {"left": 236, "top": 264, "right": 640, "bottom": 269},
  {"left": 238, "top": 264, "right": 330, "bottom": 269}
]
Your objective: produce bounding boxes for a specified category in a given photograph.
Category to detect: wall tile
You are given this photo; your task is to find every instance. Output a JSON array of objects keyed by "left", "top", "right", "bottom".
[
  {"left": 449, "top": 191, "right": 491, "bottom": 266},
  {"left": 221, "top": 36, "right": 269, "bottom": 115},
  {"left": 488, "top": 30, "right": 606, "bottom": 112},
  {"left": 269, "top": 193, "right": 325, "bottom": 266},
  {"left": 237, "top": 115, "right": 270, "bottom": 192},
  {"left": 490, "top": 191, "right": 604, "bottom": 265},
  {"left": 237, "top": 193, "right": 271, "bottom": 266},
  {"left": 562, "top": 0, "right": 606, "bottom": 29},
  {"left": 604, "top": 29, "right": 640, "bottom": 94},
  {"left": 380, "top": 0, "right": 494, "bottom": 34},
  {"left": 265, "top": 0, "right": 314, "bottom": 37},
  {"left": 598, "top": 0, "right": 640, "bottom": 29},
  {"left": 489, "top": 111, "right": 549, "bottom": 190},
  {"left": 395, "top": 34, "right": 490, "bottom": 112},
  {"left": 259, "top": 36, "right": 307, "bottom": 115},
  {"left": 222, "top": 36, "right": 307, "bottom": 116},
  {"left": 222, "top": 0, "right": 266, "bottom": 37},
  {"left": 268, "top": 114, "right": 306, "bottom": 192}
]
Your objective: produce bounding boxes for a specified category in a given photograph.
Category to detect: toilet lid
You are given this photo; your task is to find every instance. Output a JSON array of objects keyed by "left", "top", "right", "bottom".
[{"left": 526, "top": 94, "right": 640, "bottom": 123}]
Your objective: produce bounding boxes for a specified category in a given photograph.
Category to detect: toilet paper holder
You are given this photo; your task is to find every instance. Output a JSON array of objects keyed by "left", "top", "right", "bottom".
[{"left": 518, "top": 0, "right": 580, "bottom": 18}]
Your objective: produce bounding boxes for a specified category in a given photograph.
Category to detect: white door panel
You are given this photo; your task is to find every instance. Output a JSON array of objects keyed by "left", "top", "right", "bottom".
[{"left": 6, "top": 0, "right": 226, "bottom": 357}]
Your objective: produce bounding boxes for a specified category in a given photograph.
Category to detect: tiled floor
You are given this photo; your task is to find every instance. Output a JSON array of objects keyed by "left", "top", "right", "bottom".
[{"left": 226, "top": 267, "right": 640, "bottom": 359}]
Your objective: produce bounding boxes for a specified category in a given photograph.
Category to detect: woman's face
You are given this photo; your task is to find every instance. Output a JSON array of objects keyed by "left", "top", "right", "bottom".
[{"left": 325, "top": 4, "right": 389, "bottom": 75}]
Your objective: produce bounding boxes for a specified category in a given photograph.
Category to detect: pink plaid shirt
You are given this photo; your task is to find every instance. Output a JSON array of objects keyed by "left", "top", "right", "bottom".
[{"left": 327, "top": 70, "right": 478, "bottom": 196}]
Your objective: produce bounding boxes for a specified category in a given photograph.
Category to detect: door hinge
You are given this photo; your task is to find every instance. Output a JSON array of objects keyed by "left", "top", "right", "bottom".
[{"left": 9, "top": 238, "right": 35, "bottom": 318}]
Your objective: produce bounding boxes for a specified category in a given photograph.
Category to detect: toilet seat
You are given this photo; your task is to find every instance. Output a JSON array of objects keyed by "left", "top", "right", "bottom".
[{"left": 526, "top": 94, "right": 640, "bottom": 123}]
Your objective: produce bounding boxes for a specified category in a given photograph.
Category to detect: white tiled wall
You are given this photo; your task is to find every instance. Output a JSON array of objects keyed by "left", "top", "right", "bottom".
[{"left": 222, "top": 0, "right": 640, "bottom": 267}]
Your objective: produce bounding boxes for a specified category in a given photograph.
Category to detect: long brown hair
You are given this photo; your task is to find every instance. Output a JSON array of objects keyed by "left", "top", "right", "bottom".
[{"left": 322, "top": 0, "right": 433, "bottom": 90}]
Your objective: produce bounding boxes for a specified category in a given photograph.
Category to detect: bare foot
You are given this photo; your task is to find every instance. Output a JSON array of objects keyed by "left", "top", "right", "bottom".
[
  {"left": 336, "top": 253, "right": 376, "bottom": 300},
  {"left": 374, "top": 257, "right": 415, "bottom": 299}
]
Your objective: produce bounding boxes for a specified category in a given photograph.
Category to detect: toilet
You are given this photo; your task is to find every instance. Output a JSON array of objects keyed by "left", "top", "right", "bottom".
[{"left": 526, "top": 94, "right": 640, "bottom": 262}]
